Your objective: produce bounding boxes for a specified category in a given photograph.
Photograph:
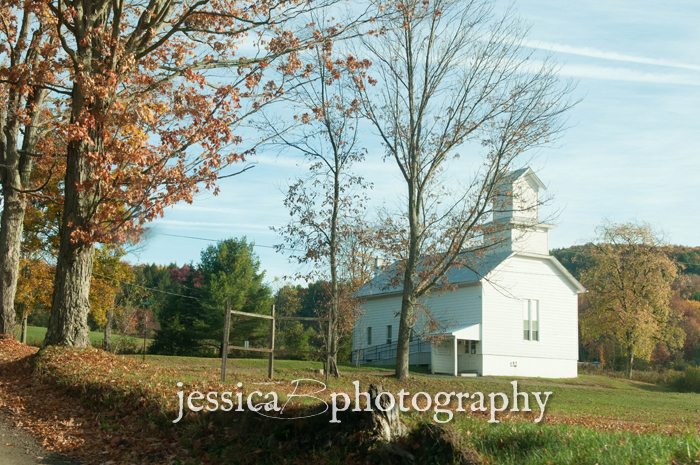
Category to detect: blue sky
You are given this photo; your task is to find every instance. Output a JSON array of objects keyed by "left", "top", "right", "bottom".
[{"left": 127, "top": 0, "right": 700, "bottom": 284}]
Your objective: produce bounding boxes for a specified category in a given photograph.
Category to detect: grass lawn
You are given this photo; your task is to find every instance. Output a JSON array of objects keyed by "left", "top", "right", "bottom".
[
  {"left": 30, "top": 347, "right": 699, "bottom": 464},
  {"left": 21, "top": 325, "right": 148, "bottom": 348},
  {"left": 128, "top": 355, "right": 700, "bottom": 428},
  {"left": 109, "top": 355, "right": 699, "bottom": 464}
]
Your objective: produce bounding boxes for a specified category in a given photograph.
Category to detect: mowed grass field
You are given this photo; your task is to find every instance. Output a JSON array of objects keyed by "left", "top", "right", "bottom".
[
  {"left": 132, "top": 355, "right": 699, "bottom": 427},
  {"left": 121, "top": 355, "right": 700, "bottom": 464},
  {"left": 21, "top": 325, "right": 148, "bottom": 348}
]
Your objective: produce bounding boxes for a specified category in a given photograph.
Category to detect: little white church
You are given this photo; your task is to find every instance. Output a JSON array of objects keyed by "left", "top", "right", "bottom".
[{"left": 352, "top": 168, "right": 586, "bottom": 378}]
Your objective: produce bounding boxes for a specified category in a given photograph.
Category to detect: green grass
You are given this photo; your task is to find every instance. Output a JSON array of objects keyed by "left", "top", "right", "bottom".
[
  {"left": 126, "top": 355, "right": 700, "bottom": 428},
  {"left": 36, "top": 348, "right": 700, "bottom": 464},
  {"left": 21, "top": 325, "right": 148, "bottom": 348},
  {"left": 457, "top": 417, "right": 700, "bottom": 464},
  {"left": 136, "top": 356, "right": 699, "bottom": 464}
]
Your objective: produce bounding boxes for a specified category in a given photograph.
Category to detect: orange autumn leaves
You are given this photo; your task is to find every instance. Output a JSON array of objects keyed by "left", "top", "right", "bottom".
[
  {"left": 14, "top": 258, "right": 53, "bottom": 322},
  {"left": 15, "top": 247, "right": 133, "bottom": 330},
  {"left": 89, "top": 247, "right": 134, "bottom": 328}
]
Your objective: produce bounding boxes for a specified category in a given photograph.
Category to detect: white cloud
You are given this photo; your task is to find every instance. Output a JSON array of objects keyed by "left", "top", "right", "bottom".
[
  {"left": 557, "top": 63, "right": 700, "bottom": 86},
  {"left": 523, "top": 39, "right": 700, "bottom": 72},
  {"left": 170, "top": 205, "right": 245, "bottom": 215},
  {"left": 251, "top": 153, "right": 305, "bottom": 168},
  {"left": 152, "top": 219, "right": 273, "bottom": 231}
]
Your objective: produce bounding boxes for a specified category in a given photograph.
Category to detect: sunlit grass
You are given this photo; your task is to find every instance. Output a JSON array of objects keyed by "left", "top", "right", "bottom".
[{"left": 22, "top": 325, "right": 150, "bottom": 348}]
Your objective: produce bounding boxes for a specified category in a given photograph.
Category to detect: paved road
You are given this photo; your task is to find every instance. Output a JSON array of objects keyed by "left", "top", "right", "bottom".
[{"left": 0, "top": 414, "right": 78, "bottom": 465}]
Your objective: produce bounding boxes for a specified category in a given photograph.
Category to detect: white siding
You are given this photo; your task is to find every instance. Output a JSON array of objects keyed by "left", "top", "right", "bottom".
[
  {"left": 417, "top": 283, "right": 482, "bottom": 334},
  {"left": 494, "top": 176, "right": 539, "bottom": 222},
  {"left": 431, "top": 338, "right": 455, "bottom": 374},
  {"left": 481, "top": 256, "right": 579, "bottom": 378},
  {"left": 481, "top": 355, "right": 576, "bottom": 378},
  {"left": 511, "top": 228, "right": 549, "bottom": 255},
  {"left": 512, "top": 177, "right": 539, "bottom": 221},
  {"left": 483, "top": 225, "right": 550, "bottom": 255},
  {"left": 353, "top": 294, "right": 401, "bottom": 352},
  {"left": 353, "top": 284, "right": 482, "bottom": 352}
]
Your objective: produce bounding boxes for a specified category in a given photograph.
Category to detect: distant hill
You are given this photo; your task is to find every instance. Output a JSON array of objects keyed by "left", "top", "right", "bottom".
[
  {"left": 666, "top": 245, "right": 700, "bottom": 275},
  {"left": 551, "top": 245, "right": 700, "bottom": 300}
]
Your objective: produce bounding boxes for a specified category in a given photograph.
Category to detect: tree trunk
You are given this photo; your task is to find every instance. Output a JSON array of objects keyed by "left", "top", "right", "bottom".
[
  {"left": 0, "top": 189, "right": 25, "bottom": 336},
  {"left": 395, "top": 229, "right": 419, "bottom": 380},
  {"left": 44, "top": 240, "right": 95, "bottom": 347},
  {"left": 104, "top": 306, "right": 113, "bottom": 352},
  {"left": 0, "top": 97, "right": 24, "bottom": 336},
  {"left": 395, "top": 281, "right": 416, "bottom": 380},
  {"left": 44, "top": 139, "right": 98, "bottom": 347},
  {"left": 625, "top": 347, "right": 634, "bottom": 379},
  {"left": 328, "top": 158, "right": 341, "bottom": 378},
  {"left": 0, "top": 77, "right": 45, "bottom": 337},
  {"left": 395, "top": 194, "right": 420, "bottom": 380},
  {"left": 21, "top": 314, "right": 27, "bottom": 344},
  {"left": 366, "top": 384, "right": 408, "bottom": 441},
  {"left": 44, "top": 76, "right": 101, "bottom": 348}
]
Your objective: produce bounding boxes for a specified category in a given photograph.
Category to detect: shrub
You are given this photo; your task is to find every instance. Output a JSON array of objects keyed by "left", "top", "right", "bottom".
[
  {"left": 632, "top": 369, "right": 682, "bottom": 385},
  {"left": 113, "top": 337, "right": 144, "bottom": 355},
  {"left": 671, "top": 367, "right": 700, "bottom": 393},
  {"left": 26, "top": 337, "right": 43, "bottom": 349}
]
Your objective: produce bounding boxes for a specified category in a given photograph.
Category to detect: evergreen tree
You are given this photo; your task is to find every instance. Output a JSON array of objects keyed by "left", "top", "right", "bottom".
[{"left": 150, "top": 265, "right": 210, "bottom": 355}]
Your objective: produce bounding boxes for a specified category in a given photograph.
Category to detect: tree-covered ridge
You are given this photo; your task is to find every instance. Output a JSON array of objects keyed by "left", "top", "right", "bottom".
[
  {"left": 552, "top": 245, "right": 700, "bottom": 280},
  {"left": 553, "top": 235, "right": 700, "bottom": 370}
]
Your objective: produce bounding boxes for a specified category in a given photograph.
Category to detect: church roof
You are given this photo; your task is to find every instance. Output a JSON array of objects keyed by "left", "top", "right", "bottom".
[
  {"left": 354, "top": 250, "right": 513, "bottom": 298},
  {"left": 507, "top": 167, "right": 546, "bottom": 190},
  {"left": 354, "top": 250, "right": 586, "bottom": 298}
]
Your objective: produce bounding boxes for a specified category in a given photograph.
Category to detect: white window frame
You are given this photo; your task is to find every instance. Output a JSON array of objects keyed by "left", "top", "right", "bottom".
[
  {"left": 523, "top": 299, "right": 539, "bottom": 342},
  {"left": 386, "top": 325, "right": 392, "bottom": 344}
]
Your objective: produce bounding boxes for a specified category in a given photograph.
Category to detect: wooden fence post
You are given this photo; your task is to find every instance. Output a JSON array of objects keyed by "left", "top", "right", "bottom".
[
  {"left": 142, "top": 314, "right": 148, "bottom": 363},
  {"left": 268, "top": 304, "right": 275, "bottom": 380},
  {"left": 221, "top": 297, "right": 232, "bottom": 382}
]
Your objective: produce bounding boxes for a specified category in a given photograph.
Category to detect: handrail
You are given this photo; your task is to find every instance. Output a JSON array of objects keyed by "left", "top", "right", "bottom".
[{"left": 352, "top": 338, "right": 430, "bottom": 364}]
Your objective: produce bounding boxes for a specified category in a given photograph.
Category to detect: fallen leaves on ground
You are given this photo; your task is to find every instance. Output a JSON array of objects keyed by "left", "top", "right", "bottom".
[
  {"left": 0, "top": 335, "right": 192, "bottom": 464},
  {"left": 1, "top": 334, "right": 696, "bottom": 465}
]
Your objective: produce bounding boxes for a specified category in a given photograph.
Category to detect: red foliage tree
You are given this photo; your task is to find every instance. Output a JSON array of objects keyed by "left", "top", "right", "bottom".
[
  {"left": 42, "top": 0, "right": 374, "bottom": 346},
  {"left": 0, "top": 0, "right": 61, "bottom": 335}
]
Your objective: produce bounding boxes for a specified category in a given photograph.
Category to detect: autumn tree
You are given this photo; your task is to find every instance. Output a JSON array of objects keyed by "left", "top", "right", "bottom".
[
  {"left": 275, "top": 284, "right": 302, "bottom": 317},
  {"left": 269, "top": 44, "right": 374, "bottom": 376},
  {"left": 41, "top": 0, "right": 374, "bottom": 347},
  {"left": 14, "top": 257, "right": 53, "bottom": 343},
  {"left": 89, "top": 246, "right": 134, "bottom": 351},
  {"left": 0, "top": 0, "right": 60, "bottom": 335},
  {"left": 580, "top": 221, "right": 683, "bottom": 379},
  {"left": 354, "top": 0, "right": 575, "bottom": 379},
  {"left": 12, "top": 174, "right": 62, "bottom": 342},
  {"left": 675, "top": 298, "right": 700, "bottom": 364}
]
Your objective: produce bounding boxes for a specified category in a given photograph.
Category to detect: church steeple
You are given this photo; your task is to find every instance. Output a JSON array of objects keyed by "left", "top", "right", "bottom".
[
  {"left": 493, "top": 167, "right": 546, "bottom": 222},
  {"left": 485, "top": 167, "right": 555, "bottom": 255}
]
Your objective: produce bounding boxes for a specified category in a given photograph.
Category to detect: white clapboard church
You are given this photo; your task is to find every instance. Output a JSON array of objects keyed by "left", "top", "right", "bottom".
[{"left": 352, "top": 168, "right": 585, "bottom": 378}]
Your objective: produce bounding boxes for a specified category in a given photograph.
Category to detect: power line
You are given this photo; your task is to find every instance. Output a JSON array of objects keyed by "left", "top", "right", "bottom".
[
  {"left": 92, "top": 271, "right": 205, "bottom": 302},
  {"left": 154, "top": 232, "right": 700, "bottom": 267},
  {"left": 151, "top": 232, "right": 306, "bottom": 252},
  {"left": 155, "top": 232, "right": 276, "bottom": 248}
]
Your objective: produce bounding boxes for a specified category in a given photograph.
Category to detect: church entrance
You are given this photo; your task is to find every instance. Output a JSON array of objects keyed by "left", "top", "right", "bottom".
[{"left": 458, "top": 340, "right": 479, "bottom": 374}]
